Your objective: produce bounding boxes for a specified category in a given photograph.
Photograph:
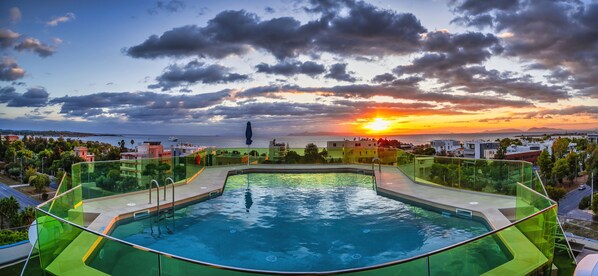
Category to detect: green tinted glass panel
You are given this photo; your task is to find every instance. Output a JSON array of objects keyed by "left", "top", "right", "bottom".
[{"left": 86, "top": 236, "right": 159, "bottom": 276}]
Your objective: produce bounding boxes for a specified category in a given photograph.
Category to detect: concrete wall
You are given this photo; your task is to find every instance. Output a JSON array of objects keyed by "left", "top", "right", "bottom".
[{"left": 0, "top": 240, "right": 32, "bottom": 266}]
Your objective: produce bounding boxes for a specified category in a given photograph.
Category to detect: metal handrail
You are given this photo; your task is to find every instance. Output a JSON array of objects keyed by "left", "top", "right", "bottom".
[
  {"left": 371, "top": 157, "right": 381, "bottom": 191},
  {"left": 165, "top": 177, "right": 176, "bottom": 231},
  {"left": 149, "top": 179, "right": 161, "bottom": 236}
]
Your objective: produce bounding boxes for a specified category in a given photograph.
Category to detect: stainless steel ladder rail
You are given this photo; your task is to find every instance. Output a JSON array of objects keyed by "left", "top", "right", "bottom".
[
  {"left": 371, "top": 157, "right": 381, "bottom": 191},
  {"left": 148, "top": 179, "right": 161, "bottom": 236},
  {"left": 164, "top": 177, "right": 175, "bottom": 232}
]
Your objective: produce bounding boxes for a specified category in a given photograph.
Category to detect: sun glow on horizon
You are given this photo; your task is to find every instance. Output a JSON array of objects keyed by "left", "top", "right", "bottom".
[{"left": 364, "top": 117, "right": 392, "bottom": 133}]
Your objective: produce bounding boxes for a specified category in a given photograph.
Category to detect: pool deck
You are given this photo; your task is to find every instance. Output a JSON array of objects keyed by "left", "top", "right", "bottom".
[{"left": 47, "top": 164, "right": 549, "bottom": 275}]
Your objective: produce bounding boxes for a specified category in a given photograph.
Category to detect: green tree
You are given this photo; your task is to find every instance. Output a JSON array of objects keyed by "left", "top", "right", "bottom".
[
  {"left": 494, "top": 147, "right": 506, "bottom": 160},
  {"left": 30, "top": 173, "right": 51, "bottom": 195},
  {"left": 552, "top": 137, "right": 571, "bottom": 159},
  {"left": 545, "top": 185, "right": 567, "bottom": 202},
  {"left": 304, "top": 143, "right": 322, "bottom": 163},
  {"left": 537, "top": 149, "right": 553, "bottom": 181},
  {"left": 586, "top": 146, "right": 598, "bottom": 185},
  {"left": 565, "top": 151, "right": 578, "bottom": 180},
  {"left": 285, "top": 151, "right": 301, "bottom": 164},
  {"left": 20, "top": 207, "right": 36, "bottom": 226},
  {"left": 23, "top": 167, "right": 37, "bottom": 184},
  {"left": 552, "top": 158, "right": 569, "bottom": 185},
  {"left": 0, "top": 196, "right": 20, "bottom": 228}
]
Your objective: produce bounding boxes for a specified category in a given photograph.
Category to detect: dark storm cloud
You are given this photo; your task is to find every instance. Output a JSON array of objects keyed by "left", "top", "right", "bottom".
[
  {"left": 255, "top": 60, "right": 326, "bottom": 76},
  {"left": 451, "top": 0, "right": 598, "bottom": 96},
  {"left": 325, "top": 63, "right": 356, "bottom": 82},
  {"left": 449, "top": 0, "right": 518, "bottom": 28},
  {"left": 450, "top": 0, "right": 518, "bottom": 15},
  {"left": 0, "top": 86, "right": 48, "bottom": 107},
  {"left": 206, "top": 101, "right": 352, "bottom": 119},
  {"left": 0, "top": 57, "right": 25, "bottom": 81},
  {"left": 147, "top": 0, "right": 186, "bottom": 15},
  {"left": 126, "top": 2, "right": 426, "bottom": 60},
  {"left": 390, "top": 30, "right": 568, "bottom": 103},
  {"left": 149, "top": 60, "right": 248, "bottom": 91},
  {"left": 371, "top": 73, "right": 395, "bottom": 83},
  {"left": 236, "top": 83, "right": 533, "bottom": 111},
  {"left": 50, "top": 90, "right": 231, "bottom": 120},
  {"left": 521, "top": 106, "right": 598, "bottom": 119}
]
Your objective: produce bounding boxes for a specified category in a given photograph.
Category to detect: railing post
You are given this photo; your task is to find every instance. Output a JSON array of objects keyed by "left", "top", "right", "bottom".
[{"left": 426, "top": 256, "right": 431, "bottom": 276}]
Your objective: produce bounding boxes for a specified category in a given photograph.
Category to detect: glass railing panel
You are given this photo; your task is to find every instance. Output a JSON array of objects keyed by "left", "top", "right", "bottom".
[
  {"left": 42, "top": 185, "right": 83, "bottom": 225},
  {"left": 430, "top": 208, "right": 556, "bottom": 275},
  {"left": 20, "top": 240, "right": 42, "bottom": 276},
  {"left": 514, "top": 205, "right": 558, "bottom": 274},
  {"left": 85, "top": 235, "right": 160, "bottom": 276},
  {"left": 36, "top": 209, "right": 84, "bottom": 274},
  {"left": 349, "top": 257, "right": 428, "bottom": 275},
  {"left": 396, "top": 149, "right": 415, "bottom": 181},
  {"left": 516, "top": 182, "right": 553, "bottom": 220},
  {"left": 161, "top": 256, "right": 254, "bottom": 276}
]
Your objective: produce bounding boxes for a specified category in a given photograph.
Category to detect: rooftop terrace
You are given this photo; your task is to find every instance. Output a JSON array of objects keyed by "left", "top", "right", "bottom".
[{"left": 21, "top": 147, "right": 577, "bottom": 275}]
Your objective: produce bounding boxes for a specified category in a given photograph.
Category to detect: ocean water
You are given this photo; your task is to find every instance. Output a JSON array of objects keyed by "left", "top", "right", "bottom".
[{"left": 54, "top": 132, "right": 526, "bottom": 148}]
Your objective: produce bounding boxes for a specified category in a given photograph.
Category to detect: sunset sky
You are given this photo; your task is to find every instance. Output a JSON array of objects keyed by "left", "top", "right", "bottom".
[{"left": 1, "top": 0, "right": 597, "bottom": 135}]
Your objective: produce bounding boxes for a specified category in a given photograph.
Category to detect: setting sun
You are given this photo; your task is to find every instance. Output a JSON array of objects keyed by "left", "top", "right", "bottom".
[{"left": 364, "top": 118, "right": 392, "bottom": 132}]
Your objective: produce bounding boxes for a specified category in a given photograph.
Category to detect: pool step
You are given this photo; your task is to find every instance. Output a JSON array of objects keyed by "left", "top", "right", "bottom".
[
  {"left": 133, "top": 210, "right": 150, "bottom": 220},
  {"left": 455, "top": 208, "right": 473, "bottom": 218}
]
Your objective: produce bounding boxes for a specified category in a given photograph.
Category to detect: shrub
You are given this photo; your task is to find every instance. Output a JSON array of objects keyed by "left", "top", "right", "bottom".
[
  {"left": 0, "top": 230, "right": 28, "bottom": 246},
  {"left": 546, "top": 185, "right": 567, "bottom": 202},
  {"left": 579, "top": 195, "right": 591, "bottom": 209}
]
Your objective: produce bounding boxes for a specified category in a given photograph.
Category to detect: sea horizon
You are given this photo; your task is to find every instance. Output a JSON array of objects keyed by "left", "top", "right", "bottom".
[{"left": 22, "top": 131, "right": 582, "bottom": 149}]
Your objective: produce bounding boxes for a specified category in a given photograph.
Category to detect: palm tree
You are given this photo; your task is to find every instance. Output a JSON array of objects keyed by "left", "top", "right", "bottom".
[
  {"left": 20, "top": 207, "right": 36, "bottom": 226},
  {"left": 0, "top": 196, "right": 20, "bottom": 228}
]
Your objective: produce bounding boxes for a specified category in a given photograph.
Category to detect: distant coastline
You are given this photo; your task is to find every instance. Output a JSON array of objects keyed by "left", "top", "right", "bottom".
[{"left": 0, "top": 129, "right": 120, "bottom": 137}]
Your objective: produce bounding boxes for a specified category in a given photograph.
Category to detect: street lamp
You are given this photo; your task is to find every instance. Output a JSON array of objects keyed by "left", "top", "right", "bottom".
[
  {"left": 19, "top": 157, "right": 23, "bottom": 185},
  {"left": 42, "top": 157, "right": 47, "bottom": 174}
]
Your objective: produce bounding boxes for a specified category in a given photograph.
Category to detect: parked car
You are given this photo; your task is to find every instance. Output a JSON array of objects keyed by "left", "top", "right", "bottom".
[{"left": 578, "top": 184, "right": 587, "bottom": 190}]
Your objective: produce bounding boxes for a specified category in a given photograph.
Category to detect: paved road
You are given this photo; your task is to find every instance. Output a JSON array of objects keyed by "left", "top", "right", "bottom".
[
  {"left": 558, "top": 186, "right": 593, "bottom": 216},
  {"left": 0, "top": 181, "right": 40, "bottom": 209}
]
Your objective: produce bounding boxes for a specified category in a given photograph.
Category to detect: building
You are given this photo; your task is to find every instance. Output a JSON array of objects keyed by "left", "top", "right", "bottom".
[
  {"left": 120, "top": 141, "right": 172, "bottom": 186},
  {"left": 268, "top": 139, "right": 288, "bottom": 162},
  {"left": 463, "top": 141, "right": 500, "bottom": 159},
  {"left": 327, "top": 139, "right": 378, "bottom": 163},
  {"left": 0, "top": 134, "right": 19, "bottom": 143},
  {"left": 171, "top": 144, "right": 204, "bottom": 157},
  {"left": 588, "top": 133, "right": 598, "bottom": 144},
  {"left": 430, "top": 140, "right": 461, "bottom": 155},
  {"left": 504, "top": 150, "right": 542, "bottom": 163},
  {"left": 74, "top": 147, "right": 95, "bottom": 162}
]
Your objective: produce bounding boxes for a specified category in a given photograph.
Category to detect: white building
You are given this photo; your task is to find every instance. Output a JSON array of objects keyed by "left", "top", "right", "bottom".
[
  {"left": 587, "top": 133, "right": 598, "bottom": 144},
  {"left": 430, "top": 140, "right": 461, "bottom": 155},
  {"left": 171, "top": 144, "right": 204, "bottom": 157},
  {"left": 464, "top": 140, "right": 500, "bottom": 159},
  {"left": 268, "top": 139, "right": 288, "bottom": 162}
]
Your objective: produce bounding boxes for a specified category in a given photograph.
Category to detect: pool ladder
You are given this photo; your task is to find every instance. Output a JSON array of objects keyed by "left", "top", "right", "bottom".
[
  {"left": 148, "top": 178, "right": 176, "bottom": 237},
  {"left": 371, "top": 157, "right": 381, "bottom": 192}
]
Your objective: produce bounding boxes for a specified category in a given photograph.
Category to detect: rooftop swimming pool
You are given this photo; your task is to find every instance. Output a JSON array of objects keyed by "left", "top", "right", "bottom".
[{"left": 93, "top": 172, "right": 511, "bottom": 273}]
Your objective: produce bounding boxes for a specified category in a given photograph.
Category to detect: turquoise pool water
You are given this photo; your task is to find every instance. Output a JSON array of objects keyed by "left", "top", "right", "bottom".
[{"left": 101, "top": 173, "right": 510, "bottom": 273}]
